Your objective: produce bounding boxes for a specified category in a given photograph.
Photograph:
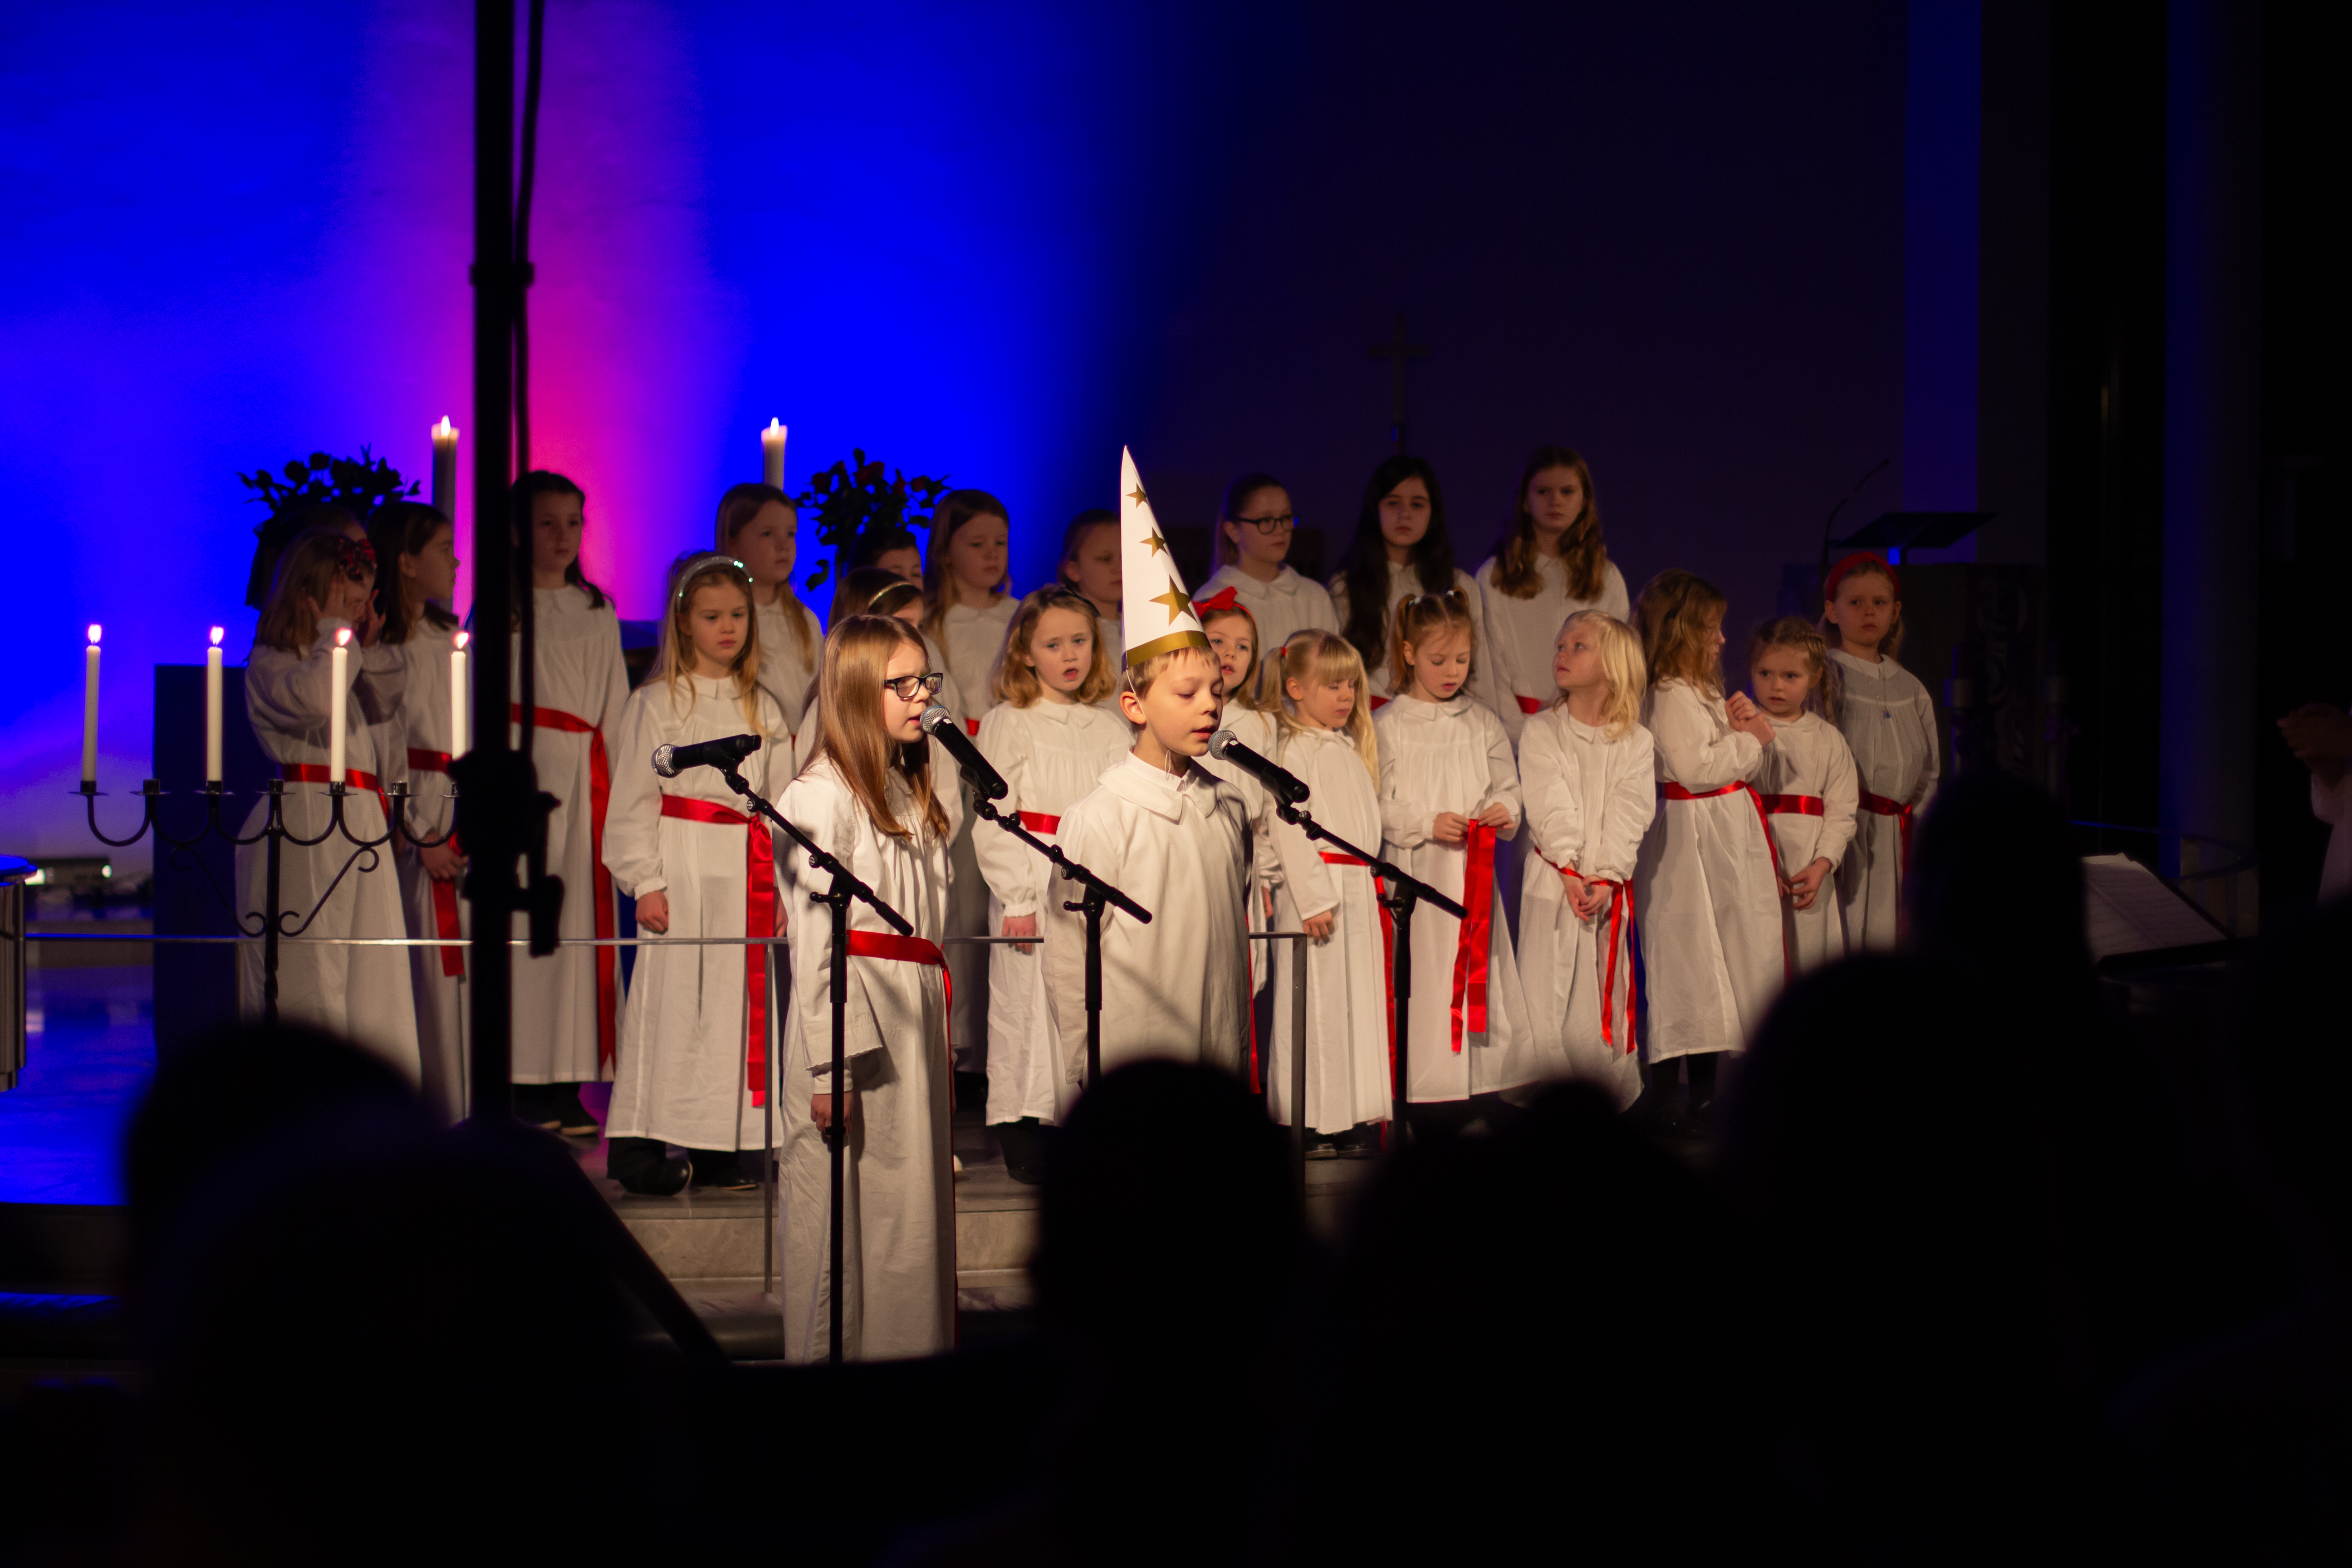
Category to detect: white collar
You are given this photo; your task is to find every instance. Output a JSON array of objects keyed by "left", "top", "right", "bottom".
[
  {"left": 1102, "top": 752, "right": 1216, "bottom": 821},
  {"left": 1827, "top": 647, "right": 1889, "bottom": 675},
  {"left": 1384, "top": 692, "right": 1464, "bottom": 724},
  {"left": 1027, "top": 694, "right": 1079, "bottom": 725}
]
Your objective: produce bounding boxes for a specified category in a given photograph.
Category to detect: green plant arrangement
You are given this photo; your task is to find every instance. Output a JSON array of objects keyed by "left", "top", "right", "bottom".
[
  {"left": 237, "top": 447, "right": 419, "bottom": 608},
  {"left": 794, "top": 449, "right": 949, "bottom": 593}
]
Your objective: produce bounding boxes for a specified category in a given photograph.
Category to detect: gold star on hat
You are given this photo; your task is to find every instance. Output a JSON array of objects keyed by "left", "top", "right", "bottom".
[{"left": 1118, "top": 446, "right": 1210, "bottom": 668}]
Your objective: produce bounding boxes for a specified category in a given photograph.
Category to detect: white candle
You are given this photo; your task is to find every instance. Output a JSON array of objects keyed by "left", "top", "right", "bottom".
[
  {"left": 450, "top": 631, "right": 470, "bottom": 758},
  {"left": 329, "top": 627, "right": 351, "bottom": 782},
  {"left": 81, "top": 624, "right": 101, "bottom": 785},
  {"left": 205, "top": 627, "right": 225, "bottom": 783},
  {"left": 431, "top": 416, "right": 460, "bottom": 520},
  {"left": 760, "top": 417, "right": 788, "bottom": 489}
]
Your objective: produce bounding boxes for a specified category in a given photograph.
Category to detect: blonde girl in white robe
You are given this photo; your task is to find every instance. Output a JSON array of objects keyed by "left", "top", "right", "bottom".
[
  {"left": 776, "top": 615, "right": 960, "bottom": 1363},
  {"left": 974, "top": 588, "right": 1131, "bottom": 1177},
  {"left": 922, "top": 491, "right": 1018, "bottom": 1073},
  {"left": 1328, "top": 455, "right": 1498, "bottom": 716},
  {"left": 236, "top": 527, "right": 421, "bottom": 1080},
  {"left": 365, "top": 502, "right": 469, "bottom": 1122},
  {"left": 1630, "top": 570, "right": 1784, "bottom": 1124},
  {"left": 506, "top": 472, "right": 630, "bottom": 1135},
  {"left": 1473, "top": 446, "right": 1632, "bottom": 745},
  {"left": 1747, "top": 617, "right": 1860, "bottom": 973},
  {"left": 1196, "top": 472, "right": 1341, "bottom": 659},
  {"left": 717, "top": 484, "right": 824, "bottom": 774},
  {"left": 1518, "top": 611, "right": 1656, "bottom": 1109},
  {"left": 1820, "top": 553, "right": 1940, "bottom": 950},
  {"left": 1267, "top": 631, "right": 1392, "bottom": 1152},
  {"left": 1372, "top": 592, "right": 1541, "bottom": 1120},
  {"left": 603, "top": 554, "right": 790, "bottom": 1197}
]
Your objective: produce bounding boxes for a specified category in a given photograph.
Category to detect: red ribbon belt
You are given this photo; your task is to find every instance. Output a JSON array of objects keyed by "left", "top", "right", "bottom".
[
  {"left": 1759, "top": 794, "right": 1825, "bottom": 816},
  {"left": 1661, "top": 779, "right": 1791, "bottom": 980},
  {"left": 1540, "top": 853, "right": 1639, "bottom": 1055},
  {"left": 1447, "top": 822, "right": 1496, "bottom": 1052},
  {"left": 662, "top": 794, "right": 776, "bottom": 1107},
  {"left": 1319, "top": 852, "right": 1370, "bottom": 866},
  {"left": 1318, "top": 853, "right": 1399, "bottom": 1099},
  {"left": 1017, "top": 810, "right": 1060, "bottom": 833},
  {"left": 843, "top": 929, "right": 953, "bottom": 1064},
  {"left": 964, "top": 718, "right": 981, "bottom": 737},
  {"left": 1516, "top": 695, "right": 1544, "bottom": 715},
  {"left": 514, "top": 702, "right": 617, "bottom": 1068},
  {"left": 279, "top": 763, "right": 390, "bottom": 825},
  {"left": 1369, "top": 695, "right": 1391, "bottom": 711},
  {"left": 1857, "top": 789, "right": 1916, "bottom": 875},
  {"left": 405, "top": 747, "right": 466, "bottom": 978}
]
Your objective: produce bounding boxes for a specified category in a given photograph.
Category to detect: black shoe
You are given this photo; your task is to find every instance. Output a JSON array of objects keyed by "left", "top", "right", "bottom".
[
  {"left": 687, "top": 1152, "right": 760, "bottom": 1193},
  {"left": 993, "top": 1118, "right": 1042, "bottom": 1179},
  {"left": 1303, "top": 1133, "right": 1340, "bottom": 1161},
  {"left": 548, "top": 1082, "right": 600, "bottom": 1137},
  {"left": 616, "top": 1156, "right": 692, "bottom": 1196},
  {"left": 1337, "top": 1124, "right": 1381, "bottom": 1160},
  {"left": 511, "top": 1083, "right": 560, "bottom": 1131}
]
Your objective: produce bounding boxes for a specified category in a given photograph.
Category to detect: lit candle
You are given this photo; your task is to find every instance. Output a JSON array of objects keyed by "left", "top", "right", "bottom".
[
  {"left": 450, "top": 631, "right": 470, "bottom": 758},
  {"left": 760, "top": 417, "right": 788, "bottom": 489},
  {"left": 205, "top": 627, "right": 225, "bottom": 784},
  {"left": 328, "top": 627, "right": 351, "bottom": 782},
  {"left": 431, "top": 416, "right": 460, "bottom": 520},
  {"left": 81, "top": 624, "right": 101, "bottom": 786}
]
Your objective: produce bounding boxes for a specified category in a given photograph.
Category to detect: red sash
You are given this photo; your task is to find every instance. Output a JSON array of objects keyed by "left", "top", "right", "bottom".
[
  {"left": 1017, "top": 810, "right": 1060, "bottom": 833},
  {"left": 662, "top": 794, "right": 776, "bottom": 1107},
  {"left": 1539, "top": 853, "right": 1639, "bottom": 1055},
  {"left": 514, "top": 703, "right": 617, "bottom": 1068},
  {"left": 843, "top": 929, "right": 953, "bottom": 1062},
  {"left": 279, "top": 763, "right": 390, "bottom": 825},
  {"left": 1759, "top": 793, "right": 1825, "bottom": 816},
  {"left": 1319, "top": 853, "right": 1398, "bottom": 1107},
  {"left": 1446, "top": 823, "right": 1497, "bottom": 1052},
  {"left": 964, "top": 718, "right": 981, "bottom": 737},
  {"left": 1662, "top": 779, "right": 1791, "bottom": 980},
  {"left": 406, "top": 747, "right": 466, "bottom": 978},
  {"left": 1857, "top": 789, "right": 1916, "bottom": 875},
  {"left": 1515, "top": 694, "right": 1544, "bottom": 715},
  {"left": 1369, "top": 695, "right": 1391, "bottom": 711}
]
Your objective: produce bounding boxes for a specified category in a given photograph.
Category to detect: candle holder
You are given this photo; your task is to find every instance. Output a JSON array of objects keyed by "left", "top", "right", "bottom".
[{"left": 82, "top": 776, "right": 459, "bottom": 1024}]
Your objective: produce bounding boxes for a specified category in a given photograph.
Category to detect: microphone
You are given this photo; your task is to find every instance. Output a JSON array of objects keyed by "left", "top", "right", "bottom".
[
  {"left": 651, "top": 732, "right": 763, "bottom": 778},
  {"left": 919, "top": 705, "right": 1009, "bottom": 801},
  {"left": 1206, "top": 728, "right": 1309, "bottom": 806}
]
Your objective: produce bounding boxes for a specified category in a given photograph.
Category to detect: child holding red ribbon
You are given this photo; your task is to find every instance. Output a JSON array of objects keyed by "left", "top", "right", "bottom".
[
  {"left": 1630, "top": 570, "right": 1782, "bottom": 1129},
  {"left": 238, "top": 525, "right": 421, "bottom": 1080},
  {"left": 1473, "top": 445, "right": 1632, "bottom": 745},
  {"left": 507, "top": 472, "right": 629, "bottom": 1137},
  {"left": 1820, "top": 552, "right": 1939, "bottom": 950},
  {"left": 1267, "top": 630, "right": 1392, "bottom": 1157},
  {"left": 776, "top": 615, "right": 960, "bottom": 1362},
  {"left": 973, "top": 588, "right": 1130, "bottom": 1181},
  {"left": 365, "top": 500, "right": 469, "bottom": 1122},
  {"left": 1372, "top": 591, "right": 1538, "bottom": 1135},
  {"left": 1749, "top": 617, "right": 1860, "bottom": 972},
  {"left": 1518, "top": 610, "right": 1656, "bottom": 1109},
  {"left": 602, "top": 553, "right": 788, "bottom": 1197}
]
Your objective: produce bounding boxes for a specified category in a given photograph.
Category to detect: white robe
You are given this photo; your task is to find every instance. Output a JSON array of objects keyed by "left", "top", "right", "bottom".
[
  {"left": 390, "top": 622, "right": 466, "bottom": 1121},
  {"left": 1197, "top": 705, "right": 1287, "bottom": 990},
  {"left": 1329, "top": 561, "right": 1500, "bottom": 716},
  {"left": 754, "top": 595, "right": 823, "bottom": 774},
  {"left": 936, "top": 600, "right": 1014, "bottom": 1070},
  {"left": 1373, "top": 694, "right": 1540, "bottom": 1099},
  {"left": 973, "top": 696, "right": 1134, "bottom": 1124},
  {"left": 235, "top": 622, "right": 421, "bottom": 1079},
  {"left": 1266, "top": 726, "right": 1391, "bottom": 1133},
  {"left": 505, "top": 587, "right": 629, "bottom": 1085},
  {"left": 2316, "top": 721, "right": 2352, "bottom": 904},
  {"left": 1755, "top": 711, "right": 1860, "bottom": 973},
  {"left": 1195, "top": 563, "right": 1340, "bottom": 686},
  {"left": 1632, "top": 681, "right": 1781, "bottom": 1063},
  {"left": 775, "top": 758, "right": 959, "bottom": 1363},
  {"left": 1828, "top": 648, "right": 1940, "bottom": 950},
  {"left": 1517, "top": 707, "right": 1656, "bottom": 1107},
  {"left": 1472, "top": 554, "right": 1631, "bottom": 744},
  {"left": 1042, "top": 755, "right": 1252, "bottom": 1083},
  {"left": 937, "top": 598, "right": 1018, "bottom": 712},
  {"left": 603, "top": 675, "right": 789, "bottom": 1152}
]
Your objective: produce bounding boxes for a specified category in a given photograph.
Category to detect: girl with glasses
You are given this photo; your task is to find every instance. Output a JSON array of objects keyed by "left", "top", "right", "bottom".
[{"left": 1196, "top": 471, "right": 1341, "bottom": 664}]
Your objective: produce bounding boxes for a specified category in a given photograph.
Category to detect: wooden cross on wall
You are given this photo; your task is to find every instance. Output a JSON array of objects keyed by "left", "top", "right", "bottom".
[{"left": 1368, "top": 311, "right": 1431, "bottom": 455}]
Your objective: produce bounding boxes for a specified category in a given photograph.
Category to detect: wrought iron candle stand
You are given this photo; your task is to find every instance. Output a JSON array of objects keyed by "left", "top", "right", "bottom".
[{"left": 81, "top": 778, "right": 459, "bottom": 1022}]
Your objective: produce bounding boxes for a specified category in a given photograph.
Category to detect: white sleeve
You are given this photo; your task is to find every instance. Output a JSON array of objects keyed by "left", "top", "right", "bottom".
[
  {"left": 1518, "top": 716, "right": 1583, "bottom": 872},
  {"left": 1376, "top": 727, "right": 1439, "bottom": 851},
  {"left": 1818, "top": 728, "right": 1860, "bottom": 869},
  {"left": 1475, "top": 564, "right": 1526, "bottom": 744},
  {"left": 1909, "top": 673, "right": 1942, "bottom": 810},
  {"left": 1649, "top": 684, "right": 1760, "bottom": 790},
  {"left": 972, "top": 708, "right": 1038, "bottom": 916},
  {"left": 1269, "top": 741, "right": 1340, "bottom": 920},
  {"left": 1600, "top": 561, "right": 1631, "bottom": 624},
  {"left": 1591, "top": 727, "right": 1658, "bottom": 884},
  {"left": 1475, "top": 707, "right": 1522, "bottom": 838},
  {"left": 601, "top": 691, "right": 667, "bottom": 897},
  {"left": 245, "top": 623, "right": 354, "bottom": 738}
]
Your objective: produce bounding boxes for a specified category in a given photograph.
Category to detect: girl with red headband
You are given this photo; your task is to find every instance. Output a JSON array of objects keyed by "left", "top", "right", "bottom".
[
  {"left": 1629, "top": 570, "right": 1783, "bottom": 1130},
  {"left": 1819, "top": 552, "right": 1938, "bottom": 950}
]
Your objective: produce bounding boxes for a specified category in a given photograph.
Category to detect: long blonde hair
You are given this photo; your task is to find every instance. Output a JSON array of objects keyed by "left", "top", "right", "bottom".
[
  {"left": 1556, "top": 610, "right": 1646, "bottom": 738},
  {"left": 653, "top": 552, "right": 766, "bottom": 733},
  {"left": 1750, "top": 615, "right": 1841, "bottom": 723},
  {"left": 808, "top": 615, "right": 949, "bottom": 841},
  {"left": 994, "top": 587, "right": 1116, "bottom": 707},
  {"left": 715, "top": 482, "right": 817, "bottom": 668},
  {"left": 1274, "top": 629, "right": 1377, "bottom": 776},
  {"left": 1634, "top": 568, "right": 1729, "bottom": 697}
]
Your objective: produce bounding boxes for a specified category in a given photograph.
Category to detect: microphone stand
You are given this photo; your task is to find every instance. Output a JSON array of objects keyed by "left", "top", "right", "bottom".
[
  {"left": 967, "top": 797, "right": 1152, "bottom": 1087},
  {"left": 1271, "top": 799, "right": 1464, "bottom": 1144},
  {"left": 715, "top": 764, "right": 911, "bottom": 1367}
]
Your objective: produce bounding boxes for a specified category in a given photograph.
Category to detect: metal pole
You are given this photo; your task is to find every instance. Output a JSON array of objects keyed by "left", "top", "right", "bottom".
[
  {"left": 1083, "top": 890, "right": 1103, "bottom": 1087},
  {"left": 1288, "top": 933, "right": 1306, "bottom": 1200},
  {"left": 763, "top": 947, "right": 775, "bottom": 1296},
  {"left": 1389, "top": 894, "right": 1412, "bottom": 1143},
  {"left": 262, "top": 785, "right": 283, "bottom": 1024},
  {"left": 827, "top": 883, "right": 849, "bottom": 1366},
  {"left": 465, "top": 0, "right": 517, "bottom": 1119}
]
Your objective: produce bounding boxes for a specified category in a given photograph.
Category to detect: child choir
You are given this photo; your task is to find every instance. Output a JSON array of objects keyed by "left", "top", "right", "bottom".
[{"left": 236, "top": 441, "right": 1937, "bottom": 1360}]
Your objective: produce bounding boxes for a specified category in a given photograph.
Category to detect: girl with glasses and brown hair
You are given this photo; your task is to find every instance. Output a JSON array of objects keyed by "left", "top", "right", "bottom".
[{"left": 1196, "top": 470, "right": 1340, "bottom": 663}]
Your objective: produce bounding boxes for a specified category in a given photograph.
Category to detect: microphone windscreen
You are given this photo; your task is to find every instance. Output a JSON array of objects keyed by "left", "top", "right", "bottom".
[
  {"left": 1206, "top": 728, "right": 1236, "bottom": 760},
  {"left": 651, "top": 744, "right": 678, "bottom": 777},
  {"left": 919, "top": 704, "right": 954, "bottom": 736}
]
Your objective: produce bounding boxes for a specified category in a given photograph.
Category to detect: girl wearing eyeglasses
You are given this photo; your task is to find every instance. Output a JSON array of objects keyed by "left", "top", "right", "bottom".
[
  {"left": 774, "top": 614, "right": 961, "bottom": 1362},
  {"left": 1197, "top": 471, "right": 1341, "bottom": 665}
]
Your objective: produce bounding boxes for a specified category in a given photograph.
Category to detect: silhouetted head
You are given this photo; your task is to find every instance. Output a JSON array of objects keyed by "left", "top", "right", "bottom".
[
  {"left": 1908, "top": 770, "right": 2089, "bottom": 977},
  {"left": 2234, "top": 899, "right": 2352, "bottom": 1269}
]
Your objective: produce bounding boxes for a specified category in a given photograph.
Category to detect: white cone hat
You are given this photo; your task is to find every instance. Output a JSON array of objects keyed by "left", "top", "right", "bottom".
[{"left": 1118, "top": 446, "right": 1210, "bottom": 668}]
